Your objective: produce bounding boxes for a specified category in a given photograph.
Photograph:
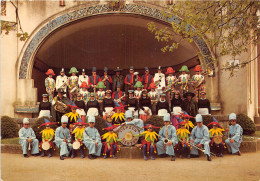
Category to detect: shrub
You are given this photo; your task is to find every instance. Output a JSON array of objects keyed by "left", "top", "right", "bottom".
[
  {"left": 236, "top": 114, "right": 256, "bottom": 135},
  {"left": 202, "top": 115, "right": 213, "bottom": 127},
  {"left": 145, "top": 115, "right": 164, "bottom": 133},
  {"left": 94, "top": 116, "right": 108, "bottom": 136},
  {"left": 1, "top": 116, "right": 19, "bottom": 139}
]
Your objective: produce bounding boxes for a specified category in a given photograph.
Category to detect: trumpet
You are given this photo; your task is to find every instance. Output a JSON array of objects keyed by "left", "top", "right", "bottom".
[{"left": 188, "top": 141, "right": 216, "bottom": 157}]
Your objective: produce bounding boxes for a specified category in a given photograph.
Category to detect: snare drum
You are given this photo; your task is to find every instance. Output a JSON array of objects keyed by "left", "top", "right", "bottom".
[
  {"left": 42, "top": 141, "right": 50, "bottom": 151},
  {"left": 72, "top": 141, "right": 81, "bottom": 150}
]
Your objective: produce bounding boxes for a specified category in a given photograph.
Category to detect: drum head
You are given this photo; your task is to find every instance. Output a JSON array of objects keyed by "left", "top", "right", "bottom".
[
  {"left": 72, "top": 141, "right": 81, "bottom": 150},
  {"left": 118, "top": 124, "right": 139, "bottom": 146},
  {"left": 213, "top": 136, "right": 222, "bottom": 144},
  {"left": 42, "top": 142, "right": 50, "bottom": 150}
]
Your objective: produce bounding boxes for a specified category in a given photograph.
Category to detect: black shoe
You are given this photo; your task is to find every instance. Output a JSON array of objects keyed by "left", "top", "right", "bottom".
[
  {"left": 24, "top": 154, "right": 29, "bottom": 158},
  {"left": 88, "top": 155, "right": 94, "bottom": 160},
  {"left": 81, "top": 154, "right": 85, "bottom": 159},
  {"left": 190, "top": 154, "right": 199, "bottom": 158},
  {"left": 71, "top": 154, "right": 75, "bottom": 159},
  {"left": 187, "top": 155, "right": 190, "bottom": 159},
  {"left": 60, "top": 156, "right": 64, "bottom": 160},
  {"left": 40, "top": 152, "right": 45, "bottom": 157},
  {"left": 207, "top": 155, "right": 211, "bottom": 161},
  {"left": 219, "top": 153, "right": 223, "bottom": 157},
  {"left": 33, "top": 153, "right": 38, "bottom": 157},
  {"left": 234, "top": 151, "right": 241, "bottom": 156},
  {"left": 171, "top": 156, "right": 175, "bottom": 161}
]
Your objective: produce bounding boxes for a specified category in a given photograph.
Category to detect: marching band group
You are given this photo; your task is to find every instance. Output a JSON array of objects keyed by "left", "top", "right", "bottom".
[{"left": 19, "top": 65, "right": 243, "bottom": 161}]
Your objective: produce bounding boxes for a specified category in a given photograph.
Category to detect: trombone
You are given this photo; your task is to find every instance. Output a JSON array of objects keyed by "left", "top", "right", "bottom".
[{"left": 188, "top": 141, "right": 216, "bottom": 157}]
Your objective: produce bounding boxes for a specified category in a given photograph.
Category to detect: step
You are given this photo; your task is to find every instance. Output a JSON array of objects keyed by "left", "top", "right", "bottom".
[
  {"left": 254, "top": 117, "right": 260, "bottom": 124},
  {"left": 255, "top": 124, "right": 260, "bottom": 131}
]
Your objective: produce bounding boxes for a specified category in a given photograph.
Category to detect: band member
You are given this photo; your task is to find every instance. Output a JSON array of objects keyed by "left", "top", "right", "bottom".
[
  {"left": 102, "top": 125, "right": 121, "bottom": 159},
  {"left": 54, "top": 115, "right": 72, "bottom": 160},
  {"left": 141, "top": 67, "right": 154, "bottom": 90},
  {"left": 134, "top": 81, "right": 143, "bottom": 100},
  {"left": 125, "top": 90, "right": 139, "bottom": 119},
  {"left": 88, "top": 67, "right": 100, "bottom": 92},
  {"left": 148, "top": 82, "right": 159, "bottom": 115},
  {"left": 156, "top": 93, "right": 170, "bottom": 117},
  {"left": 103, "top": 90, "right": 115, "bottom": 122},
  {"left": 139, "top": 89, "right": 152, "bottom": 121},
  {"left": 165, "top": 67, "right": 177, "bottom": 102},
  {"left": 79, "top": 82, "right": 90, "bottom": 103},
  {"left": 198, "top": 91, "right": 211, "bottom": 115},
  {"left": 124, "top": 110, "right": 144, "bottom": 132},
  {"left": 191, "top": 65, "right": 206, "bottom": 101},
  {"left": 96, "top": 81, "right": 106, "bottom": 103},
  {"left": 71, "top": 118, "right": 88, "bottom": 159},
  {"left": 38, "top": 94, "right": 52, "bottom": 118},
  {"left": 176, "top": 122, "right": 191, "bottom": 159},
  {"left": 78, "top": 69, "right": 89, "bottom": 88},
  {"left": 83, "top": 116, "right": 103, "bottom": 159},
  {"left": 111, "top": 106, "right": 125, "bottom": 125},
  {"left": 100, "top": 67, "right": 113, "bottom": 91},
  {"left": 180, "top": 113, "right": 195, "bottom": 131},
  {"left": 68, "top": 67, "right": 79, "bottom": 102},
  {"left": 39, "top": 118, "right": 57, "bottom": 158},
  {"left": 45, "top": 69, "right": 56, "bottom": 103},
  {"left": 19, "top": 118, "right": 39, "bottom": 158},
  {"left": 124, "top": 66, "right": 140, "bottom": 93},
  {"left": 178, "top": 65, "right": 190, "bottom": 98},
  {"left": 171, "top": 91, "right": 183, "bottom": 111},
  {"left": 112, "top": 67, "right": 124, "bottom": 92},
  {"left": 134, "top": 124, "right": 159, "bottom": 160},
  {"left": 75, "top": 93, "right": 87, "bottom": 123},
  {"left": 225, "top": 113, "right": 243, "bottom": 156},
  {"left": 156, "top": 113, "right": 178, "bottom": 161},
  {"left": 190, "top": 114, "right": 211, "bottom": 161},
  {"left": 208, "top": 121, "right": 225, "bottom": 157},
  {"left": 56, "top": 68, "right": 68, "bottom": 95},
  {"left": 154, "top": 66, "right": 166, "bottom": 96},
  {"left": 171, "top": 91, "right": 183, "bottom": 126},
  {"left": 85, "top": 93, "right": 101, "bottom": 118},
  {"left": 65, "top": 105, "right": 80, "bottom": 130},
  {"left": 182, "top": 92, "right": 198, "bottom": 121},
  {"left": 112, "top": 82, "right": 125, "bottom": 106}
]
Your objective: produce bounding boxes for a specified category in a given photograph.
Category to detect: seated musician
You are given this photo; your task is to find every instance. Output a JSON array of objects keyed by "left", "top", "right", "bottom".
[
  {"left": 156, "top": 93, "right": 170, "bottom": 117},
  {"left": 112, "top": 82, "right": 125, "bottom": 106},
  {"left": 156, "top": 113, "right": 177, "bottom": 161},
  {"left": 138, "top": 89, "right": 152, "bottom": 121},
  {"left": 71, "top": 118, "right": 88, "bottom": 159},
  {"left": 19, "top": 118, "right": 39, "bottom": 158},
  {"left": 38, "top": 94, "right": 52, "bottom": 118},
  {"left": 103, "top": 90, "right": 115, "bottom": 123},
  {"left": 111, "top": 106, "right": 125, "bottom": 125},
  {"left": 75, "top": 93, "right": 87, "bottom": 122},
  {"left": 147, "top": 83, "right": 159, "bottom": 115},
  {"left": 125, "top": 90, "right": 139, "bottom": 118},
  {"left": 225, "top": 113, "right": 243, "bottom": 156},
  {"left": 190, "top": 114, "right": 212, "bottom": 161},
  {"left": 39, "top": 118, "right": 57, "bottom": 158},
  {"left": 208, "top": 121, "right": 225, "bottom": 157},
  {"left": 176, "top": 122, "right": 191, "bottom": 159},
  {"left": 123, "top": 110, "right": 144, "bottom": 133},
  {"left": 65, "top": 105, "right": 80, "bottom": 130},
  {"left": 180, "top": 113, "right": 195, "bottom": 132},
  {"left": 198, "top": 91, "right": 211, "bottom": 115},
  {"left": 85, "top": 93, "right": 101, "bottom": 118}
]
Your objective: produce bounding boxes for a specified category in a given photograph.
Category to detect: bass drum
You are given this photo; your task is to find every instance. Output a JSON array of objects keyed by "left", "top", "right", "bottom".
[{"left": 117, "top": 124, "right": 140, "bottom": 146}]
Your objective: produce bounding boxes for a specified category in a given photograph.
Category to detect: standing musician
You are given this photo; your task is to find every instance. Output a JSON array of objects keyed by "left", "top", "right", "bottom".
[
  {"left": 134, "top": 81, "right": 143, "bottom": 100},
  {"left": 79, "top": 82, "right": 90, "bottom": 104},
  {"left": 140, "top": 67, "right": 154, "bottom": 90},
  {"left": 138, "top": 89, "right": 152, "bottom": 121},
  {"left": 103, "top": 90, "right": 115, "bottom": 123},
  {"left": 78, "top": 69, "right": 89, "bottom": 88},
  {"left": 56, "top": 68, "right": 68, "bottom": 96},
  {"left": 165, "top": 67, "right": 177, "bottom": 102},
  {"left": 178, "top": 65, "right": 190, "bottom": 98},
  {"left": 39, "top": 118, "right": 57, "bottom": 158},
  {"left": 124, "top": 66, "right": 140, "bottom": 93},
  {"left": 182, "top": 92, "right": 198, "bottom": 122},
  {"left": 156, "top": 113, "right": 178, "bottom": 161},
  {"left": 83, "top": 116, "right": 103, "bottom": 160},
  {"left": 198, "top": 91, "right": 211, "bottom": 115},
  {"left": 54, "top": 115, "right": 72, "bottom": 160},
  {"left": 38, "top": 94, "right": 52, "bottom": 118},
  {"left": 154, "top": 66, "right": 166, "bottom": 96},
  {"left": 88, "top": 67, "right": 100, "bottom": 92},
  {"left": 123, "top": 110, "right": 144, "bottom": 133},
  {"left": 176, "top": 122, "right": 191, "bottom": 159},
  {"left": 85, "top": 93, "right": 101, "bottom": 118},
  {"left": 100, "top": 67, "right": 113, "bottom": 91},
  {"left": 156, "top": 93, "right": 170, "bottom": 117},
  {"left": 112, "top": 67, "right": 124, "bottom": 92},
  {"left": 125, "top": 90, "right": 139, "bottom": 119},
  {"left": 148, "top": 82, "right": 159, "bottom": 115},
  {"left": 112, "top": 82, "right": 125, "bottom": 106},
  {"left": 95, "top": 81, "right": 106, "bottom": 104},
  {"left": 190, "top": 114, "right": 212, "bottom": 161},
  {"left": 45, "top": 69, "right": 56, "bottom": 103},
  {"left": 191, "top": 65, "right": 206, "bottom": 101},
  {"left": 19, "top": 118, "right": 39, "bottom": 158},
  {"left": 208, "top": 121, "right": 225, "bottom": 157},
  {"left": 74, "top": 93, "right": 87, "bottom": 123},
  {"left": 68, "top": 67, "right": 79, "bottom": 102}
]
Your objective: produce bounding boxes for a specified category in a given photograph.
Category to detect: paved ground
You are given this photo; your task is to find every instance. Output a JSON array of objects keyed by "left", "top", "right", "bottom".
[{"left": 1, "top": 152, "right": 260, "bottom": 181}]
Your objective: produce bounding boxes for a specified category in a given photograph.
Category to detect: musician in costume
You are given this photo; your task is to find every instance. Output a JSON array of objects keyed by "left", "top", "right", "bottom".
[
  {"left": 198, "top": 91, "right": 211, "bottom": 115},
  {"left": 79, "top": 81, "right": 90, "bottom": 103},
  {"left": 208, "top": 122, "right": 225, "bottom": 157},
  {"left": 19, "top": 118, "right": 39, "bottom": 158},
  {"left": 171, "top": 91, "right": 183, "bottom": 111},
  {"left": 112, "top": 67, "right": 124, "bottom": 92},
  {"left": 112, "top": 82, "right": 125, "bottom": 106},
  {"left": 102, "top": 125, "right": 121, "bottom": 159},
  {"left": 134, "top": 81, "right": 143, "bottom": 100},
  {"left": 68, "top": 67, "right": 79, "bottom": 102},
  {"left": 165, "top": 67, "right": 177, "bottom": 102},
  {"left": 78, "top": 69, "right": 89, "bottom": 88},
  {"left": 156, "top": 113, "right": 178, "bottom": 161},
  {"left": 99, "top": 67, "right": 113, "bottom": 91},
  {"left": 54, "top": 115, "right": 72, "bottom": 160},
  {"left": 180, "top": 113, "right": 195, "bottom": 131},
  {"left": 190, "top": 114, "right": 212, "bottom": 161},
  {"left": 71, "top": 118, "right": 87, "bottom": 159},
  {"left": 75, "top": 93, "right": 87, "bottom": 123},
  {"left": 191, "top": 65, "right": 206, "bottom": 101},
  {"left": 178, "top": 65, "right": 190, "bottom": 98},
  {"left": 38, "top": 94, "right": 52, "bottom": 118},
  {"left": 103, "top": 90, "right": 115, "bottom": 123},
  {"left": 148, "top": 82, "right": 159, "bottom": 115},
  {"left": 111, "top": 106, "right": 125, "bottom": 125},
  {"left": 125, "top": 90, "right": 139, "bottom": 119},
  {"left": 182, "top": 92, "right": 198, "bottom": 121},
  {"left": 171, "top": 91, "right": 183, "bottom": 126},
  {"left": 139, "top": 89, "right": 152, "bottom": 121},
  {"left": 65, "top": 105, "right": 80, "bottom": 130},
  {"left": 141, "top": 67, "right": 154, "bottom": 90},
  {"left": 124, "top": 110, "right": 144, "bottom": 133},
  {"left": 134, "top": 124, "right": 159, "bottom": 160},
  {"left": 124, "top": 66, "right": 140, "bottom": 93},
  {"left": 156, "top": 93, "right": 170, "bottom": 117},
  {"left": 88, "top": 67, "right": 100, "bottom": 92},
  {"left": 176, "top": 122, "right": 191, "bottom": 159},
  {"left": 45, "top": 69, "right": 56, "bottom": 103},
  {"left": 83, "top": 116, "right": 103, "bottom": 159},
  {"left": 85, "top": 93, "right": 101, "bottom": 118},
  {"left": 96, "top": 81, "right": 106, "bottom": 104},
  {"left": 55, "top": 68, "right": 68, "bottom": 96},
  {"left": 154, "top": 66, "right": 166, "bottom": 96},
  {"left": 225, "top": 113, "right": 243, "bottom": 156},
  {"left": 39, "top": 118, "right": 57, "bottom": 158}
]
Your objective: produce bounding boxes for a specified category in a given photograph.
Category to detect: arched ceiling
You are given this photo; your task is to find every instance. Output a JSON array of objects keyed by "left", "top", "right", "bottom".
[{"left": 35, "top": 13, "right": 198, "bottom": 70}]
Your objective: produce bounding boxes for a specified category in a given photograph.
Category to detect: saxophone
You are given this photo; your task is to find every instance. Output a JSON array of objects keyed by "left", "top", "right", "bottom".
[{"left": 163, "top": 125, "right": 169, "bottom": 149}]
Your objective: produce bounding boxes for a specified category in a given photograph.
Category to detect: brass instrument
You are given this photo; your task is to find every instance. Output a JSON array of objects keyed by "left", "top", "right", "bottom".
[
  {"left": 134, "top": 72, "right": 139, "bottom": 84},
  {"left": 115, "top": 95, "right": 125, "bottom": 103},
  {"left": 54, "top": 100, "right": 67, "bottom": 113},
  {"left": 188, "top": 141, "right": 216, "bottom": 157},
  {"left": 58, "top": 78, "right": 69, "bottom": 90}
]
